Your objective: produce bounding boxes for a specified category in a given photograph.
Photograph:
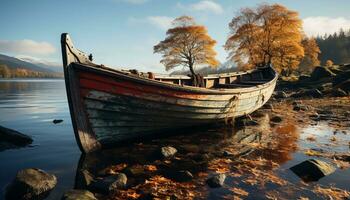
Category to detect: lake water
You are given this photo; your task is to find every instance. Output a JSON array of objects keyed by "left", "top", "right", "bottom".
[
  {"left": 0, "top": 79, "right": 349, "bottom": 200},
  {"left": 0, "top": 79, "right": 80, "bottom": 200}
]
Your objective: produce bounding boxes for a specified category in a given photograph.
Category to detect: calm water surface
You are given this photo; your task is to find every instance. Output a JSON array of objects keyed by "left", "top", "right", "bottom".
[
  {"left": 0, "top": 79, "right": 80, "bottom": 200},
  {"left": 0, "top": 79, "right": 349, "bottom": 200}
]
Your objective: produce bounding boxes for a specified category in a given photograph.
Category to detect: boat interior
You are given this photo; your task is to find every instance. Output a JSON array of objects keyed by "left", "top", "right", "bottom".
[
  {"left": 62, "top": 33, "right": 276, "bottom": 90},
  {"left": 118, "top": 66, "right": 276, "bottom": 89}
]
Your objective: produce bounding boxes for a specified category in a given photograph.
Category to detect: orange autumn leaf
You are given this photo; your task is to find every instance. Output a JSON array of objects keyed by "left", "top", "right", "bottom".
[{"left": 144, "top": 165, "right": 158, "bottom": 172}]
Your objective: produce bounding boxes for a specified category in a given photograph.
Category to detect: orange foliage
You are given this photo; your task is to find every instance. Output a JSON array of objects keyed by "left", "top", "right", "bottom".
[
  {"left": 326, "top": 59, "right": 334, "bottom": 67},
  {"left": 154, "top": 16, "right": 219, "bottom": 75},
  {"left": 225, "top": 4, "right": 304, "bottom": 73},
  {"left": 299, "top": 37, "right": 321, "bottom": 73}
]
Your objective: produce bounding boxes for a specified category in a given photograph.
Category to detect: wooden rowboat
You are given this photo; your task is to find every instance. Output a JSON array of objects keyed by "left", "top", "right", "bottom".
[{"left": 61, "top": 33, "right": 278, "bottom": 153}]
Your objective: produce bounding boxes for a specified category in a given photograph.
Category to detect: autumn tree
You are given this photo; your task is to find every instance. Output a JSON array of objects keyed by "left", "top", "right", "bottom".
[
  {"left": 325, "top": 59, "right": 333, "bottom": 67},
  {"left": 0, "top": 65, "right": 10, "bottom": 78},
  {"left": 154, "top": 16, "right": 219, "bottom": 77},
  {"left": 225, "top": 4, "right": 304, "bottom": 75},
  {"left": 299, "top": 37, "right": 321, "bottom": 73}
]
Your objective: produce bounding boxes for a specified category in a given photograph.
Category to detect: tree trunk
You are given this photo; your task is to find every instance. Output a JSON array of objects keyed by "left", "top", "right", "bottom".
[{"left": 189, "top": 63, "right": 195, "bottom": 76}]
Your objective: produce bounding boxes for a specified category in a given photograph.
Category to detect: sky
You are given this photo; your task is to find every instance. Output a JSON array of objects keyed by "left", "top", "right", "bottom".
[{"left": 1, "top": 0, "right": 350, "bottom": 73}]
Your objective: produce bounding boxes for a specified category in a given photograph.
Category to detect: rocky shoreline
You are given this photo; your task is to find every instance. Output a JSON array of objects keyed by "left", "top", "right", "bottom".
[{"left": 3, "top": 64, "right": 350, "bottom": 200}]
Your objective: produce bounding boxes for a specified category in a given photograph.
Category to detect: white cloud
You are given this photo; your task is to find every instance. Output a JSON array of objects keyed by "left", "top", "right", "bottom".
[
  {"left": 147, "top": 16, "right": 173, "bottom": 30},
  {"left": 303, "top": 17, "right": 350, "bottom": 37},
  {"left": 178, "top": 1, "right": 223, "bottom": 14},
  {"left": 128, "top": 16, "right": 173, "bottom": 30},
  {"left": 0, "top": 39, "right": 56, "bottom": 55},
  {"left": 113, "top": 0, "right": 148, "bottom": 4}
]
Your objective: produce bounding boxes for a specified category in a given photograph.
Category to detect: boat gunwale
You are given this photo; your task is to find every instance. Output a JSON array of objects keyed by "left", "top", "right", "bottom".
[{"left": 71, "top": 62, "right": 278, "bottom": 95}]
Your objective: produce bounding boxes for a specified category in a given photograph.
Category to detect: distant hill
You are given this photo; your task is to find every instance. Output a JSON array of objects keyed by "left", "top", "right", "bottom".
[
  {"left": 0, "top": 54, "right": 63, "bottom": 78},
  {"left": 16, "top": 56, "right": 62, "bottom": 73},
  {"left": 170, "top": 61, "right": 238, "bottom": 76}
]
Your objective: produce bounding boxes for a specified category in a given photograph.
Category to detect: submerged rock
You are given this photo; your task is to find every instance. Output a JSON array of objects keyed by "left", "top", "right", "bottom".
[
  {"left": 290, "top": 159, "right": 335, "bottom": 182},
  {"left": 0, "top": 125, "right": 33, "bottom": 147},
  {"left": 6, "top": 168, "right": 57, "bottom": 200},
  {"left": 206, "top": 173, "right": 226, "bottom": 188},
  {"left": 53, "top": 119, "right": 63, "bottom": 124},
  {"left": 61, "top": 190, "right": 97, "bottom": 200},
  {"left": 90, "top": 173, "right": 127, "bottom": 194},
  {"left": 160, "top": 146, "right": 177, "bottom": 158}
]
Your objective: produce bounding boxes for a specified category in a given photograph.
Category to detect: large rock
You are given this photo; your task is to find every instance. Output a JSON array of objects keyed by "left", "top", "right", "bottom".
[
  {"left": 333, "top": 70, "right": 350, "bottom": 86},
  {"left": 310, "top": 66, "right": 336, "bottom": 80},
  {"left": 90, "top": 173, "right": 127, "bottom": 194},
  {"left": 0, "top": 125, "right": 33, "bottom": 146},
  {"left": 6, "top": 168, "right": 57, "bottom": 200},
  {"left": 61, "top": 190, "right": 97, "bottom": 200},
  {"left": 160, "top": 146, "right": 177, "bottom": 158},
  {"left": 290, "top": 159, "right": 335, "bottom": 182},
  {"left": 335, "top": 80, "right": 350, "bottom": 93},
  {"left": 206, "top": 173, "right": 226, "bottom": 188}
]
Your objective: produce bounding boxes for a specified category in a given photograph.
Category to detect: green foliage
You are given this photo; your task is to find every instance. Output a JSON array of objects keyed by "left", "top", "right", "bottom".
[{"left": 316, "top": 29, "right": 350, "bottom": 65}]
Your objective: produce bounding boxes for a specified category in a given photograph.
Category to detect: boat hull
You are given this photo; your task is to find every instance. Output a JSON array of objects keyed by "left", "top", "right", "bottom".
[{"left": 66, "top": 63, "right": 276, "bottom": 153}]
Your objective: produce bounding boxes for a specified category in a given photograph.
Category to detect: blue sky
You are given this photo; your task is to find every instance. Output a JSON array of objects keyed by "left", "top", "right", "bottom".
[{"left": 1, "top": 0, "right": 350, "bottom": 73}]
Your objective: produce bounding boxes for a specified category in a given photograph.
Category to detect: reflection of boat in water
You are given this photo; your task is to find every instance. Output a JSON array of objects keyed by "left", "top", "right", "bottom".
[
  {"left": 74, "top": 116, "right": 298, "bottom": 191},
  {"left": 61, "top": 33, "right": 278, "bottom": 153}
]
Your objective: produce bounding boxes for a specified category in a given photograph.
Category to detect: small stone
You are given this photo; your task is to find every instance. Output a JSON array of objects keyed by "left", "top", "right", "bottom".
[
  {"left": 90, "top": 173, "right": 127, "bottom": 194},
  {"left": 270, "top": 115, "right": 283, "bottom": 123},
  {"left": 125, "top": 165, "right": 145, "bottom": 177},
  {"left": 160, "top": 146, "right": 177, "bottom": 158},
  {"left": 293, "top": 105, "right": 309, "bottom": 111},
  {"left": 175, "top": 170, "right": 193, "bottom": 182},
  {"left": 206, "top": 173, "right": 226, "bottom": 188},
  {"left": 76, "top": 170, "right": 94, "bottom": 188},
  {"left": 262, "top": 103, "right": 274, "bottom": 110},
  {"left": 6, "top": 168, "right": 57, "bottom": 200},
  {"left": 290, "top": 159, "right": 335, "bottom": 182},
  {"left": 309, "top": 113, "right": 320, "bottom": 120},
  {"left": 53, "top": 119, "right": 63, "bottom": 124},
  {"left": 61, "top": 189, "right": 97, "bottom": 200},
  {"left": 193, "top": 153, "right": 210, "bottom": 162},
  {"left": 223, "top": 150, "right": 234, "bottom": 157},
  {"left": 331, "top": 88, "right": 348, "bottom": 97},
  {"left": 274, "top": 91, "right": 288, "bottom": 99},
  {"left": 292, "top": 100, "right": 302, "bottom": 106}
]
